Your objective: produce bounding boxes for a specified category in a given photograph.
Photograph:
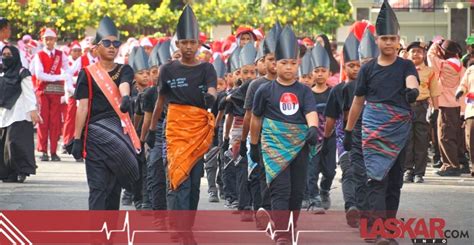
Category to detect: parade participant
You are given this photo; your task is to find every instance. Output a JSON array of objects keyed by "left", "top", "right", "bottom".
[
  {"left": 315, "top": 33, "right": 340, "bottom": 87},
  {"left": 428, "top": 39, "right": 466, "bottom": 176},
  {"left": 344, "top": 1, "right": 419, "bottom": 243},
  {"left": 339, "top": 27, "right": 378, "bottom": 228},
  {"left": 220, "top": 47, "right": 241, "bottom": 209},
  {"left": 250, "top": 25, "right": 318, "bottom": 245},
  {"left": 205, "top": 54, "right": 226, "bottom": 203},
  {"left": 147, "top": 6, "right": 216, "bottom": 241},
  {"left": 241, "top": 22, "right": 281, "bottom": 229},
  {"left": 140, "top": 37, "right": 154, "bottom": 56},
  {"left": 62, "top": 41, "right": 82, "bottom": 158},
  {"left": 32, "top": 27, "right": 74, "bottom": 162},
  {"left": 306, "top": 42, "right": 337, "bottom": 215},
  {"left": 129, "top": 46, "right": 151, "bottom": 210},
  {"left": 456, "top": 65, "right": 474, "bottom": 176},
  {"left": 227, "top": 43, "right": 261, "bottom": 221},
  {"left": 0, "top": 45, "right": 41, "bottom": 183},
  {"left": 142, "top": 40, "right": 170, "bottom": 215},
  {"left": 235, "top": 26, "right": 256, "bottom": 48},
  {"left": 404, "top": 41, "right": 440, "bottom": 183},
  {"left": 70, "top": 16, "right": 141, "bottom": 210},
  {"left": 298, "top": 50, "right": 313, "bottom": 88}
]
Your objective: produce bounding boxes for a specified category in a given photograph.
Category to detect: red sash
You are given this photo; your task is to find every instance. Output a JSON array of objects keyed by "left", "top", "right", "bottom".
[{"left": 85, "top": 63, "right": 141, "bottom": 154}]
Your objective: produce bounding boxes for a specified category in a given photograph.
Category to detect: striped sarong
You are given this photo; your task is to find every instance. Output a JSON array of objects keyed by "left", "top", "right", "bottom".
[
  {"left": 261, "top": 118, "right": 308, "bottom": 184},
  {"left": 86, "top": 115, "right": 140, "bottom": 190},
  {"left": 362, "top": 102, "right": 412, "bottom": 181}
]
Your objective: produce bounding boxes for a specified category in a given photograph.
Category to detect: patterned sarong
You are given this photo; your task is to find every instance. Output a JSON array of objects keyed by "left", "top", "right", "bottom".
[
  {"left": 362, "top": 102, "right": 412, "bottom": 181},
  {"left": 86, "top": 116, "right": 139, "bottom": 191},
  {"left": 166, "top": 104, "right": 215, "bottom": 190},
  {"left": 261, "top": 118, "right": 308, "bottom": 184}
]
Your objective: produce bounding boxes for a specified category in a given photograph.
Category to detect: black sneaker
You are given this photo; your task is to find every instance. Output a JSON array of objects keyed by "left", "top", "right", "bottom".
[
  {"left": 436, "top": 168, "right": 461, "bottom": 177},
  {"left": 224, "top": 199, "right": 234, "bottom": 209},
  {"left": 461, "top": 164, "right": 471, "bottom": 174},
  {"left": 403, "top": 171, "right": 414, "bottom": 183},
  {"left": 320, "top": 192, "right": 331, "bottom": 210},
  {"left": 308, "top": 196, "right": 325, "bottom": 214},
  {"left": 39, "top": 153, "right": 49, "bottom": 161},
  {"left": 17, "top": 174, "right": 27, "bottom": 183},
  {"left": 414, "top": 175, "right": 424, "bottom": 183},
  {"left": 50, "top": 154, "right": 61, "bottom": 162},
  {"left": 346, "top": 206, "right": 360, "bottom": 228},
  {"left": 208, "top": 192, "right": 219, "bottom": 203},
  {"left": 432, "top": 161, "right": 443, "bottom": 168},
  {"left": 76, "top": 158, "right": 84, "bottom": 163}
]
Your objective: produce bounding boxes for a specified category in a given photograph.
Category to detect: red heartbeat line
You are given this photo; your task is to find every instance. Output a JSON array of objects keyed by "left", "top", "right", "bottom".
[{"left": 29, "top": 211, "right": 353, "bottom": 245}]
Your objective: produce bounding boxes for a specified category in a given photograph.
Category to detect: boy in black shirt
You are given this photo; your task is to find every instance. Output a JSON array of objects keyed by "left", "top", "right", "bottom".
[
  {"left": 241, "top": 23, "right": 281, "bottom": 229},
  {"left": 129, "top": 46, "right": 151, "bottom": 210},
  {"left": 341, "top": 27, "right": 378, "bottom": 228},
  {"left": 305, "top": 42, "right": 336, "bottom": 215},
  {"left": 147, "top": 6, "right": 217, "bottom": 242},
  {"left": 344, "top": 2, "right": 419, "bottom": 243},
  {"left": 250, "top": 26, "right": 318, "bottom": 245}
]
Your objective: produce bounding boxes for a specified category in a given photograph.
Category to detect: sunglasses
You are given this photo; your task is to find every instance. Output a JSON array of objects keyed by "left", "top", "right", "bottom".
[{"left": 99, "top": 39, "right": 122, "bottom": 48}]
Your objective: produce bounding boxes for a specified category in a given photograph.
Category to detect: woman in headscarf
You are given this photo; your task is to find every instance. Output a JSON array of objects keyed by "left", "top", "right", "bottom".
[
  {"left": 0, "top": 45, "right": 41, "bottom": 183},
  {"left": 316, "top": 34, "right": 341, "bottom": 87}
]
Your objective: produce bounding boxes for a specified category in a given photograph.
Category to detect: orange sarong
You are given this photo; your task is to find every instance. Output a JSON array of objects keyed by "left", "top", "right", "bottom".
[{"left": 166, "top": 103, "right": 215, "bottom": 190}]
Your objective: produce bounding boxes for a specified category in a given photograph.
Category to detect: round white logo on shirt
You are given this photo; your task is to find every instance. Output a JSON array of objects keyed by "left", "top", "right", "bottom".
[{"left": 279, "top": 92, "right": 299, "bottom": 116}]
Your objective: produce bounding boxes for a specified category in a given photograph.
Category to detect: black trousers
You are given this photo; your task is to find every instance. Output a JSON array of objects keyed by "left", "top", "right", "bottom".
[
  {"left": 270, "top": 145, "right": 309, "bottom": 239},
  {"left": 366, "top": 147, "right": 405, "bottom": 226},
  {"left": 86, "top": 156, "right": 122, "bottom": 210},
  {"left": 0, "top": 121, "right": 36, "bottom": 180},
  {"left": 237, "top": 159, "right": 262, "bottom": 210}
]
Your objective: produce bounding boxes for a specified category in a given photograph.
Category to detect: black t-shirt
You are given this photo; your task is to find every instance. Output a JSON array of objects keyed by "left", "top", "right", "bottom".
[
  {"left": 324, "top": 82, "right": 346, "bottom": 119},
  {"left": 244, "top": 77, "right": 271, "bottom": 110},
  {"left": 159, "top": 60, "right": 217, "bottom": 109},
  {"left": 75, "top": 64, "right": 134, "bottom": 121},
  {"left": 143, "top": 86, "right": 158, "bottom": 113},
  {"left": 313, "top": 87, "right": 331, "bottom": 114},
  {"left": 212, "top": 90, "right": 226, "bottom": 116},
  {"left": 354, "top": 57, "right": 419, "bottom": 110},
  {"left": 342, "top": 80, "right": 356, "bottom": 112},
  {"left": 253, "top": 80, "right": 317, "bottom": 125}
]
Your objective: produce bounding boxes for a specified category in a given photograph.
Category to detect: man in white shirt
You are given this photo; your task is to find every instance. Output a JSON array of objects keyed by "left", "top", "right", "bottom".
[{"left": 31, "top": 28, "right": 73, "bottom": 162}]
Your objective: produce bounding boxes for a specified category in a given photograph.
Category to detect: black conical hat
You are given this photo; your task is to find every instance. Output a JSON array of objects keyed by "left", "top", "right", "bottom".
[
  {"left": 311, "top": 42, "right": 330, "bottom": 69},
  {"left": 95, "top": 16, "right": 119, "bottom": 44},
  {"left": 376, "top": 0, "right": 400, "bottom": 36},
  {"left": 343, "top": 32, "right": 360, "bottom": 63},
  {"left": 131, "top": 47, "right": 150, "bottom": 72},
  {"left": 298, "top": 50, "right": 313, "bottom": 77},
  {"left": 275, "top": 25, "right": 298, "bottom": 61},
  {"left": 128, "top": 46, "right": 139, "bottom": 70},
  {"left": 176, "top": 5, "right": 199, "bottom": 40},
  {"left": 228, "top": 47, "right": 241, "bottom": 72},
  {"left": 213, "top": 55, "right": 226, "bottom": 79},
  {"left": 263, "top": 22, "right": 282, "bottom": 55},
  {"left": 359, "top": 28, "right": 379, "bottom": 60},
  {"left": 148, "top": 42, "right": 161, "bottom": 67},
  {"left": 158, "top": 39, "right": 171, "bottom": 65},
  {"left": 240, "top": 43, "right": 257, "bottom": 67}
]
